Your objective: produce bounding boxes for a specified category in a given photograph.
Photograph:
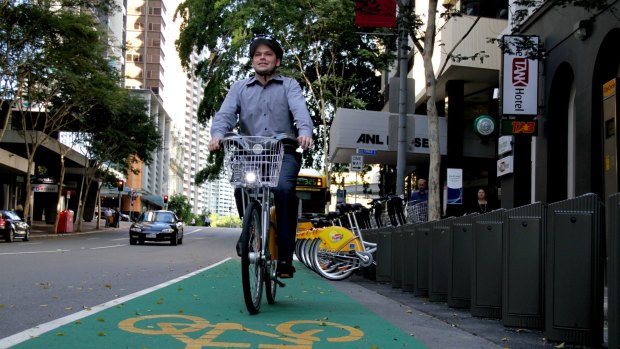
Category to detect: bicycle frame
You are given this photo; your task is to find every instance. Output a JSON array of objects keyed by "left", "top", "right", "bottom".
[{"left": 222, "top": 133, "right": 294, "bottom": 314}]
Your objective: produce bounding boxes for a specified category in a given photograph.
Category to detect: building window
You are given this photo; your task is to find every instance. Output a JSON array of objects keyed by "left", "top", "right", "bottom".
[
  {"left": 133, "top": 22, "right": 144, "bottom": 30},
  {"left": 127, "top": 53, "right": 143, "bottom": 62},
  {"left": 135, "top": 6, "right": 143, "bottom": 14},
  {"left": 152, "top": 39, "right": 160, "bottom": 47},
  {"left": 149, "top": 7, "right": 162, "bottom": 15},
  {"left": 148, "top": 55, "right": 160, "bottom": 63},
  {"left": 151, "top": 87, "right": 159, "bottom": 94},
  {"left": 148, "top": 22, "right": 161, "bottom": 31}
]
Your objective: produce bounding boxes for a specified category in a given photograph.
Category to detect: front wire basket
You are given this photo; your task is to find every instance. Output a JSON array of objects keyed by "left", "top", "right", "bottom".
[{"left": 223, "top": 136, "right": 284, "bottom": 188}]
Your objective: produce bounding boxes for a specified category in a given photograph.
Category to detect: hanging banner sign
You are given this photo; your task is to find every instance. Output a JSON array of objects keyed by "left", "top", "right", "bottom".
[
  {"left": 501, "top": 35, "right": 539, "bottom": 116},
  {"left": 446, "top": 168, "right": 463, "bottom": 205}
]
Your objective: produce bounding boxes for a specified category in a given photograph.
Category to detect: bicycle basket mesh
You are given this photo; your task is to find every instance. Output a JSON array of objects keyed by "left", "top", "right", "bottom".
[
  {"left": 223, "top": 136, "right": 284, "bottom": 187},
  {"left": 407, "top": 201, "right": 428, "bottom": 223}
]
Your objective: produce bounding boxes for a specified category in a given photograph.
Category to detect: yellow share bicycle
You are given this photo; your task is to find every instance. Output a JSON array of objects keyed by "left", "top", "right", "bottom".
[{"left": 295, "top": 205, "right": 377, "bottom": 281}]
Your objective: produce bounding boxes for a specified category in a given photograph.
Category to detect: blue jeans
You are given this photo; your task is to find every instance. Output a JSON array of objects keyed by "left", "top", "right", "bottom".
[{"left": 235, "top": 151, "right": 301, "bottom": 262}]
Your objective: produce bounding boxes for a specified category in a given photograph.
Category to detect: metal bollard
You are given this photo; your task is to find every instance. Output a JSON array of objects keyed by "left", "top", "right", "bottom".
[
  {"left": 375, "top": 226, "right": 394, "bottom": 282},
  {"left": 391, "top": 225, "right": 406, "bottom": 288},
  {"left": 471, "top": 209, "right": 506, "bottom": 319},
  {"left": 545, "top": 193, "right": 604, "bottom": 346},
  {"left": 361, "top": 227, "right": 379, "bottom": 280},
  {"left": 401, "top": 223, "right": 416, "bottom": 292},
  {"left": 429, "top": 218, "right": 454, "bottom": 302},
  {"left": 502, "top": 202, "right": 546, "bottom": 329},
  {"left": 413, "top": 221, "right": 431, "bottom": 297},
  {"left": 447, "top": 213, "right": 478, "bottom": 309}
]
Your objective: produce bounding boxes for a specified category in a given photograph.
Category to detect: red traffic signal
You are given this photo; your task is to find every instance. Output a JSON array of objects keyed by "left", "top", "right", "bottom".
[
  {"left": 163, "top": 194, "right": 169, "bottom": 204},
  {"left": 117, "top": 180, "right": 124, "bottom": 191}
]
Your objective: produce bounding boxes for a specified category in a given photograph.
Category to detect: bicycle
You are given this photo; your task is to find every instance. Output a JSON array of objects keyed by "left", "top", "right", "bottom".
[
  {"left": 295, "top": 203, "right": 377, "bottom": 281},
  {"left": 222, "top": 132, "right": 297, "bottom": 314}
]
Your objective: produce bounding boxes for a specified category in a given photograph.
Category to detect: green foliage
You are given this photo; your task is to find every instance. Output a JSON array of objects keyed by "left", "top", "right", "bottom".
[
  {"left": 195, "top": 151, "right": 224, "bottom": 185},
  {"left": 82, "top": 90, "right": 162, "bottom": 175},
  {"left": 210, "top": 213, "right": 241, "bottom": 228},
  {"left": 175, "top": 0, "right": 393, "bottom": 180},
  {"left": 167, "top": 194, "right": 193, "bottom": 222}
]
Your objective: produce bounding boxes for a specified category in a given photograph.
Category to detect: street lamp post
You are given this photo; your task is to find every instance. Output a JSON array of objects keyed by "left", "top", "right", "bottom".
[{"left": 396, "top": 1, "right": 409, "bottom": 196}]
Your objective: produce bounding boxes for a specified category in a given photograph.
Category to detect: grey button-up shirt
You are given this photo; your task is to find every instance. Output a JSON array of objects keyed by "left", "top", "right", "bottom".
[{"left": 210, "top": 75, "right": 313, "bottom": 139}]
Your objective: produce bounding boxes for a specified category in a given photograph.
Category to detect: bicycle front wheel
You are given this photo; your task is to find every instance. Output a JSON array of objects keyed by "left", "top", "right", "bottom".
[
  {"left": 241, "top": 200, "right": 264, "bottom": 314},
  {"left": 265, "top": 260, "right": 277, "bottom": 304},
  {"left": 311, "top": 239, "right": 358, "bottom": 281}
]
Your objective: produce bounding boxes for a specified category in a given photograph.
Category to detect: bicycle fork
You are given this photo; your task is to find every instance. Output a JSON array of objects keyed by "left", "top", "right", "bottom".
[{"left": 347, "top": 211, "right": 377, "bottom": 267}]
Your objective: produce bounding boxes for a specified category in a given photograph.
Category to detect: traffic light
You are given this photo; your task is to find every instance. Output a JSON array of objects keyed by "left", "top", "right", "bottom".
[
  {"left": 163, "top": 194, "right": 169, "bottom": 204},
  {"left": 117, "top": 180, "right": 124, "bottom": 191}
]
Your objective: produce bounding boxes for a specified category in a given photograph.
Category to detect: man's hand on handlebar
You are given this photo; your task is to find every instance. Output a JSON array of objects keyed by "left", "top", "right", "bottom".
[
  {"left": 297, "top": 135, "right": 312, "bottom": 151},
  {"left": 208, "top": 137, "right": 222, "bottom": 151}
]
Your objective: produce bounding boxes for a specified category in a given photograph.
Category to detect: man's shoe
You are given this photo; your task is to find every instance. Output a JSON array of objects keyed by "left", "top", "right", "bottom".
[{"left": 277, "top": 261, "right": 296, "bottom": 279}]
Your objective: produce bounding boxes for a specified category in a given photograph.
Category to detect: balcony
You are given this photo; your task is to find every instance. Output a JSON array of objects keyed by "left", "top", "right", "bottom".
[{"left": 411, "top": 15, "right": 508, "bottom": 105}]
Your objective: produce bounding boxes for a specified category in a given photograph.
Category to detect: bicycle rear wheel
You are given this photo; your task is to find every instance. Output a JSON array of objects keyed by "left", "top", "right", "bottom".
[{"left": 241, "top": 200, "right": 263, "bottom": 314}]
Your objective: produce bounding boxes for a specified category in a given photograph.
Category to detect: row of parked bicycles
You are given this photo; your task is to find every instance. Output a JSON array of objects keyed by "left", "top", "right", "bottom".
[{"left": 295, "top": 195, "right": 428, "bottom": 281}]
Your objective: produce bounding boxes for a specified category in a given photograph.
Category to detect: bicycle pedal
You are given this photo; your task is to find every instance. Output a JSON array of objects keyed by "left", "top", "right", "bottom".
[{"left": 272, "top": 277, "right": 286, "bottom": 287}]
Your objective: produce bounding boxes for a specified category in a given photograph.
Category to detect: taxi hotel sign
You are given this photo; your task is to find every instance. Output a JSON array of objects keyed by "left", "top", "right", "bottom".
[{"left": 502, "top": 35, "right": 539, "bottom": 116}]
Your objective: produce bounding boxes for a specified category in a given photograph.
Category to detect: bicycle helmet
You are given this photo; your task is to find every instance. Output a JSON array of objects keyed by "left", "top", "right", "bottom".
[{"left": 249, "top": 34, "right": 284, "bottom": 60}]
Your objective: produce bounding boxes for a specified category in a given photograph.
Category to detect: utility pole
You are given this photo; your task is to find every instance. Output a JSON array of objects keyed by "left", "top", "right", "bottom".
[{"left": 396, "top": 1, "right": 409, "bottom": 196}]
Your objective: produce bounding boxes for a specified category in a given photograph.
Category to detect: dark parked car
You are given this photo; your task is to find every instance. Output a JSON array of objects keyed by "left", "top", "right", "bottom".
[
  {"left": 0, "top": 210, "right": 30, "bottom": 242},
  {"left": 129, "top": 210, "right": 183, "bottom": 246}
]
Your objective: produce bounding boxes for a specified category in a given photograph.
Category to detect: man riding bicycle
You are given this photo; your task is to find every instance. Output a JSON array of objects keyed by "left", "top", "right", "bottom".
[{"left": 208, "top": 34, "right": 314, "bottom": 278}]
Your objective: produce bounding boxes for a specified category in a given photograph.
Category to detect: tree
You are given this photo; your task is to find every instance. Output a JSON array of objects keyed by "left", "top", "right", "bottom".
[
  {"left": 175, "top": 0, "right": 391, "bottom": 185},
  {"left": 167, "top": 194, "right": 193, "bottom": 222},
  {"left": 0, "top": 0, "right": 121, "bottom": 225},
  {"left": 1, "top": 0, "right": 161, "bottom": 230},
  {"left": 74, "top": 89, "right": 161, "bottom": 231}
]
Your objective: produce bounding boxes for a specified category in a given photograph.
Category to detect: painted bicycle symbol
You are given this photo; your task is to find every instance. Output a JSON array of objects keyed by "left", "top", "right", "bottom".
[{"left": 118, "top": 314, "right": 364, "bottom": 348}]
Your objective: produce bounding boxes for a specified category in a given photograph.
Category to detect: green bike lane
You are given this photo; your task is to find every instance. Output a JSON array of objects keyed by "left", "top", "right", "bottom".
[{"left": 4, "top": 258, "right": 427, "bottom": 349}]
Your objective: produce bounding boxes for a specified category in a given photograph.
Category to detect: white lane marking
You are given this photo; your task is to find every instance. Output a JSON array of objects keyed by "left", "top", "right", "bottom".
[
  {"left": 0, "top": 257, "right": 233, "bottom": 349},
  {"left": 89, "top": 244, "right": 127, "bottom": 250},
  {"left": 0, "top": 249, "right": 70, "bottom": 256}
]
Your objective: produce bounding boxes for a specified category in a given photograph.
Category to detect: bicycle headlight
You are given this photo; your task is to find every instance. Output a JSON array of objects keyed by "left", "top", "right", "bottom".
[{"left": 245, "top": 172, "right": 257, "bottom": 183}]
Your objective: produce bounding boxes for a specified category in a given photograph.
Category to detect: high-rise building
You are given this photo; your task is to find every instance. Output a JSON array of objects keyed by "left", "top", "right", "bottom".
[{"left": 123, "top": 0, "right": 234, "bottom": 216}]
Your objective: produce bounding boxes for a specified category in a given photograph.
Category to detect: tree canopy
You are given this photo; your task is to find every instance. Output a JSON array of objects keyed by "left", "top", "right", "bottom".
[{"left": 175, "top": 0, "right": 395, "bottom": 182}]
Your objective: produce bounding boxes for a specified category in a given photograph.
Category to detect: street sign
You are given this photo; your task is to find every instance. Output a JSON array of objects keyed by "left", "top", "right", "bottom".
[
  {"left": 357, "top": 148, "right": 378, "bottom": 156},
  {"left": 501, "top": 119, "right": 538, "bottom": 135},
  {"left": 350, "top": 155, "right": 364, "bottom": 172}
]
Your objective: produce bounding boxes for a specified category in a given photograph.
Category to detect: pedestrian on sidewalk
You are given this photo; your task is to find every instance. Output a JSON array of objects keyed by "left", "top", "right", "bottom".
[{"left": 104, "top": 208, "right": 111, "bottom": 227}]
